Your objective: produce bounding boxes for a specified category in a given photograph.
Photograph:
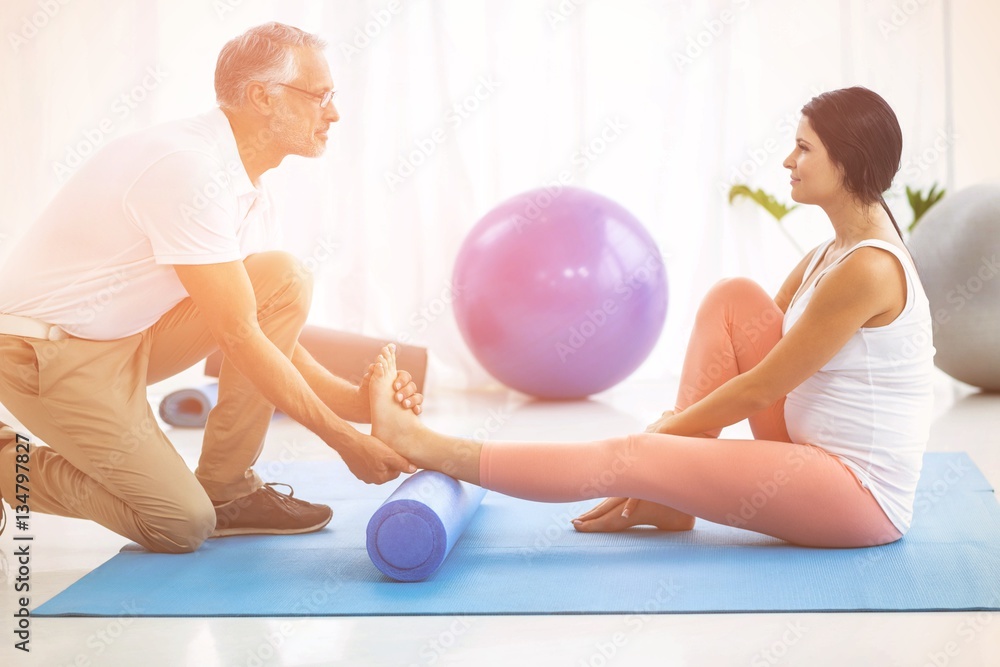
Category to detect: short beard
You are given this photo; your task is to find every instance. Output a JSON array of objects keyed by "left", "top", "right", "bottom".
[{"left": 270, "top": 100, "right": 322, "bottom": 158}]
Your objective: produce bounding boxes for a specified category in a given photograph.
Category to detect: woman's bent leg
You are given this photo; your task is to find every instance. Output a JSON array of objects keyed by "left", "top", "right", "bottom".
[{"left": 674, "top": 277, "right": 789, "bottom": 441}]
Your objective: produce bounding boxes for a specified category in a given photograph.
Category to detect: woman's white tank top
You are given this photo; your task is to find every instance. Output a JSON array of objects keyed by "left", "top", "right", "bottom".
[{"left": 782, "top": 238, "right": 936, "bottom": 533}]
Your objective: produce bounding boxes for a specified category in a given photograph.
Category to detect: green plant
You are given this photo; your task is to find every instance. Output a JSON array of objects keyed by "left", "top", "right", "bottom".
[
  {"left": 906, "top": 184, "right": 946, "bottom": 232},
  {"left": 728, "top": 184, "right": 804, "bottom": 253}
]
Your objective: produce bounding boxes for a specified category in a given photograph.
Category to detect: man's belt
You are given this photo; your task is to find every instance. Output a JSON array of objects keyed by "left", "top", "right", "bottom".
[{"left": 0, "top": 313, "right": 71, "bottom": 340}]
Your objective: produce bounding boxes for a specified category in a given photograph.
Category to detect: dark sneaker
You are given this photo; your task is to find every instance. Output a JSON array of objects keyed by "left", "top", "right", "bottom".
[{"left": 211, "top": 482, "right": 332, "bottom": 537}]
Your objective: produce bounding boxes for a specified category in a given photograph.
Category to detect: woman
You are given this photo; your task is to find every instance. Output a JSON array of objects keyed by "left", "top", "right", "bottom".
[{"left": 368, "top": 86, "right": 935, "bottom": 548}]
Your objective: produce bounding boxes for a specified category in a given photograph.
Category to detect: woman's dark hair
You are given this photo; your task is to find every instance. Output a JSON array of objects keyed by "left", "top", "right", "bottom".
[{"left": 801, "top": 86, "right": 904, "bottom": 240}]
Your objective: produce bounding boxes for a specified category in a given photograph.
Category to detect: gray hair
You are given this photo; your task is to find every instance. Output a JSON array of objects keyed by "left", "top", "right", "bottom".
[{"left": 215, "top": 22, "right": 327, "bottom": 109}]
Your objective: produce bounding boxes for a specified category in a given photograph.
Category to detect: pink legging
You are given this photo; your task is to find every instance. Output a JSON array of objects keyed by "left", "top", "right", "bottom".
[{"left": 479, "top": 277, "right": 903, "bottom": 548}]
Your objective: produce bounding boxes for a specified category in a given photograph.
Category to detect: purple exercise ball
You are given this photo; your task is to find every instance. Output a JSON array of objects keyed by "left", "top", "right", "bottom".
[{"left": 452, "top": 186, "right": 668, "bottom": 399}]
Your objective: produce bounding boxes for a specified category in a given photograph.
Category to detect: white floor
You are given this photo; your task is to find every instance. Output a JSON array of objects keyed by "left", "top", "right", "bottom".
[{"left": 1, "top": 366, "right": 998, "bottom": 666}]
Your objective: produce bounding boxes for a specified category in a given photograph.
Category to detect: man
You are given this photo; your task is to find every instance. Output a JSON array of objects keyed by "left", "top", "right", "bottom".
[{"left": 0, "top": 23, "right": 421, "bottom": 553}]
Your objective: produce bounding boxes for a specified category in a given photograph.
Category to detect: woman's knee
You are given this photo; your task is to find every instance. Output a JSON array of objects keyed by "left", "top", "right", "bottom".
[
  {"left": 700, "top": 277, "right": 768, "bottom": 311},
  {"left": 696, "top": 277, "right": 782, "bottom": 340}
]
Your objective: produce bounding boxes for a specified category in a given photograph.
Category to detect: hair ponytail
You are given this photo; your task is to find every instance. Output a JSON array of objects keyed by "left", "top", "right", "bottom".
[{"left": 879, "top": 195, "right": 905, "bottom": 242}]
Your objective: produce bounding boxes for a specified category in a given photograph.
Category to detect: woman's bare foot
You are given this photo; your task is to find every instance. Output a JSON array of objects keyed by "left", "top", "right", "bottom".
[
  {"left": 370, "top": 344, "right": 484, "bottom": 484},
  {"left": 572, "top": 497, "right": 696, "bottom": 532},
  {"left": 369, "top": 344, "right": 430, "bottom": 467}
]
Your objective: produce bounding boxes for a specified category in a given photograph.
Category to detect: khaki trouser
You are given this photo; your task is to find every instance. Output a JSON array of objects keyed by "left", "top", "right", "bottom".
[{"left": 0, "top": 251, "right": 311, "bottom": 553}]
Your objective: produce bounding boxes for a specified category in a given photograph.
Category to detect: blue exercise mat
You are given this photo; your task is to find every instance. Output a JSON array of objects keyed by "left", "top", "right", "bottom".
[{"left": 34, "top": 452, "right": 1000, "bottom": 616}]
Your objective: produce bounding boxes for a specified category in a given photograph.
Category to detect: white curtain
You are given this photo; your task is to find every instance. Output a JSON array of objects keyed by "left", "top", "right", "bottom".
[{"left": 0, "top": 0, "right": 950, "bottom": 392}]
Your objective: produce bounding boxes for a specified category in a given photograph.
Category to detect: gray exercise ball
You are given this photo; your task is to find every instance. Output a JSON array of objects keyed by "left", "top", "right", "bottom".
[{"left": 909, "top": 184, "right": 1000, "bottom": 392}]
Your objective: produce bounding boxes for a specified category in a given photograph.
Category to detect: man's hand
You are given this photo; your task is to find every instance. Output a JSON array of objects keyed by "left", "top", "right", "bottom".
[
  {"left": 338, "top": 432, "right": 417, "bottom": 484},
  {"left": 359, "top": 364, "right": 423, "bottom": 415}
]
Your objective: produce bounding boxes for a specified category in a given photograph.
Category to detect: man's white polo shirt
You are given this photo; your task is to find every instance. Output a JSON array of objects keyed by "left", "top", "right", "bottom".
[{"left": 0, "top": 108, "right": 282, "bottom": 341}]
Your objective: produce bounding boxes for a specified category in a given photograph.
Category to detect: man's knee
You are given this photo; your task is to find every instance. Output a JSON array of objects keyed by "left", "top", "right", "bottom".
[
  {"left": 243, "top": 251, "right": 314, "bottom": 319},
  {"left": 141, "top": 494, "right": 216, "bottom": 554}
]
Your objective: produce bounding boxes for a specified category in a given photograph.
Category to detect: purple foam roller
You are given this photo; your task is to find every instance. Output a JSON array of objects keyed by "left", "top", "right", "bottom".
[{"left": 366, "top": 471, "right": 487, "bottom": 582}]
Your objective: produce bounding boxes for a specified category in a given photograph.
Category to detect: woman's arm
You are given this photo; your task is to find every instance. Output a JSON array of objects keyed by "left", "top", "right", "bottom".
[{"left": 661, "top": 247, "right": 905, "bottom": 438}]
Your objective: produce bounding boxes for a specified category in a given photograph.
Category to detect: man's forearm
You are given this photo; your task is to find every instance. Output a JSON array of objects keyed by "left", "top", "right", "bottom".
[
  {"left": 222, "top": 330, "right": 360, "bottom": 450},
  {"left": 290, "top": 342, "right": 370, "bottom": 423}
]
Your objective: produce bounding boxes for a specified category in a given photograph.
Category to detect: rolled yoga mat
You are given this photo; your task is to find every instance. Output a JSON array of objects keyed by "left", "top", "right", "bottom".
[
  {"left": 158, "top": 382, "right": 219, "bottom": 428},
  {"left": 366, "top": 470, "right": 487, "bottom": 582}
]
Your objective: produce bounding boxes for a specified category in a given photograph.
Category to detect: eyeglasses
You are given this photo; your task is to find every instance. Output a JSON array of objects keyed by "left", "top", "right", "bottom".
[{"left": 277, "top": 83, "right": 336, "bottom": 108}]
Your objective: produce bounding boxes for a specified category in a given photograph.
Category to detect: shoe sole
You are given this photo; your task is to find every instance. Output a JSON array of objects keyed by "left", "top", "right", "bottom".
[{"left": 210, "top": 512, "right": 333, "bottom": 538}]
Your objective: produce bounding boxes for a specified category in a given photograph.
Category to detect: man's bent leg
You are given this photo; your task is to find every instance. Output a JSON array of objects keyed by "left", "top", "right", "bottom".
[{"left": 0, "top": 334, "right": 215, "bottom": 553}]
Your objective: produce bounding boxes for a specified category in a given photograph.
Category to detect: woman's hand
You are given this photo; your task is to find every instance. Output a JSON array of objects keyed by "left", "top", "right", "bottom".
[
  {"left": 644, "top": 408, "right": 676, "bottom": 434},
  {"left": 571, "top": 496, "right": 695, "bottom": 533},
  {"left": 571, "top": 409, "right": 696, "bottom": 533}
]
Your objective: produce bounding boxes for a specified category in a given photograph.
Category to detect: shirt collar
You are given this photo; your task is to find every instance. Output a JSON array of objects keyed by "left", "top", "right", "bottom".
[{"left": 207, "top": 107, "right": 257, "bottom": 198}]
